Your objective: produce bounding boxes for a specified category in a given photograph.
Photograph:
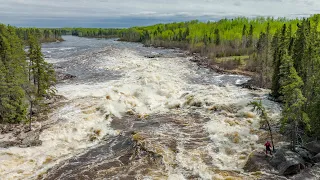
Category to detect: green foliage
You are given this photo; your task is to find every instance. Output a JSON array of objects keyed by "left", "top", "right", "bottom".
[
  {"left": 279, "top": 53, "right": 310, "bottom": 149},
  {"left": 15, "top": 28, "right": 63, "bottom": 43},
  {"left": 28, "top": 34, "right": 56, "bottom": 98},
  {"left": 0, "top": 24, "right": 56, "bottom": 124},
  {"left": 0, "top": 25, "right": 28, "bottom": 123}
]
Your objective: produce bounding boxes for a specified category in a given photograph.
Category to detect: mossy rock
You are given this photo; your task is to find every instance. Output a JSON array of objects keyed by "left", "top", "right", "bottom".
[{"left": 132, "top": 133, "right": 146, "bottom": 141}]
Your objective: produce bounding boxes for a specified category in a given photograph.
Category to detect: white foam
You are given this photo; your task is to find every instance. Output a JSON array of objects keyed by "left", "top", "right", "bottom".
[{"left": 0, "top": 45, "right": 282, "bottom": 179}]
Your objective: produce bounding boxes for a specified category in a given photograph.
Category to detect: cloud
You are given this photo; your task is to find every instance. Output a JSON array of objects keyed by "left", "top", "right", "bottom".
[
  {"left": 0, "top": 0, "right": 319, "bottom": 27},
  {"left": 234, "top": 2, "right": 242, "bottom": 6}
]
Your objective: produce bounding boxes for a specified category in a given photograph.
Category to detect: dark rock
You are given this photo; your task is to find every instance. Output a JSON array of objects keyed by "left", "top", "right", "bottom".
[
  {"left": 243, "top": 150, "right": 275, "bottom": 172},
  {"left": 270, "top": 148, "right": 305, "bottom": 176},
  {"left": 312, "top": 153, "right": 320, "bottom": 163},
  {"left": 238, "top": 79, "right": 259, "bottom": 90},
  {"left": 145, "top": 54, "right": 162, "bottom": 58},
  {"left": 56, "top": 72, "right": 76, "bottom": 81},
  {"left": 0, "top": 141, "right": 20, "bottom": 148},
  {"left": 304, "top": 141, "right": 320, "bottom": 155},
  {"left": 295, "top": 147, "right": 314, "bottom": 163},
  {"left": 291, "top": 163, "right": 320, "bottom": 180},
  {"left": 278, "top": 160, "right": 304, "bottom": 176}
]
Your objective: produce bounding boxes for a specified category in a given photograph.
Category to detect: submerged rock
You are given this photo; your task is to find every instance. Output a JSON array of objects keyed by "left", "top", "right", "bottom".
[{"left": 144, "top": 53, "right": 162, "bottom": 58}]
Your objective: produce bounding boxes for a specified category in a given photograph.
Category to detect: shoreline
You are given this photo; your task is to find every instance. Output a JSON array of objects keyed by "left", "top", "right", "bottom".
[
  {"left": 188, "top": 53, "right": 255, "bottom": 77},
  {"left": 0, "top": 95, "right": 67, "bottom": 148}
]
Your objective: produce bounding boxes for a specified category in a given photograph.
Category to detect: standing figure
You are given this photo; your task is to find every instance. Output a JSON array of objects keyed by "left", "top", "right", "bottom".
[{"left": 264, "top": 141, "right": 272, "bottom": 155}]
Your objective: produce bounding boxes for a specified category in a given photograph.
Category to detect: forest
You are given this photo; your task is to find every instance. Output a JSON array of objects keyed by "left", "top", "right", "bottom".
[
  {"left": 60, "top": 28, "right": 120, "bottom": 38},
  {"left": 0, "top": 25, "right": 59, "bottom": 128}
]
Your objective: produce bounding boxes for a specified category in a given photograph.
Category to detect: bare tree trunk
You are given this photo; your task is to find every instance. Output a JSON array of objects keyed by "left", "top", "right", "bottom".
[
  {"left": 293, "top": 120, "right": 298, "bottom": 151},
  {"left": 266, "top": 119, "right": 275, "bottom": 152},
  {"left": 29, "top": 101, "right": 33, "bottom": 131}
]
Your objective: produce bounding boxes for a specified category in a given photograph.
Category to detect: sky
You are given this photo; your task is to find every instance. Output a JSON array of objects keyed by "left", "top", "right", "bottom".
[{"left": 0, "top": 0, "right": 319, "bottom": 28}]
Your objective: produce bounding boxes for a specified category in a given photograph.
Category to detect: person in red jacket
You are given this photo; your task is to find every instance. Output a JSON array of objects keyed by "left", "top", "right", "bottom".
[{"left": 264, "top": 141, "right": 272, "bottom": 155}]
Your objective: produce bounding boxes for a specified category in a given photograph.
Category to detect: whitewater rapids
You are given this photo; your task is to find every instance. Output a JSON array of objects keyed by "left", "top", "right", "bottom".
[{"left": 0, "top": 36, "right": 282, "bottom": 180}]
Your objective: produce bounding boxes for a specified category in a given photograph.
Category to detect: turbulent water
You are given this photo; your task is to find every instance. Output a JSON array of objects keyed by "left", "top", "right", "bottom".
[{"left": 0, "top": 36, "right": 286, "bottom": 179}]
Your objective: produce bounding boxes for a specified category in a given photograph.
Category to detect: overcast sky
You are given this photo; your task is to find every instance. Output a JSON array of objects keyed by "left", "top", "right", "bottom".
[{"left": 0, "top": 0, "right": 319, "bottom": 28}]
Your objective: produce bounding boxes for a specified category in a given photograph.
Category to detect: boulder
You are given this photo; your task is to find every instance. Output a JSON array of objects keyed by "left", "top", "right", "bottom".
[
  {"left": 270, "top": 148, "right": 305, "bottom": 176},
  {"left": 18, "top": 130, "right": 42, "bottom": 147},
  {"left": 312, "top": 153, "right": 320, "bottom": 163},
  {"left": 295, "top": 147, "right": 314, "bottom": 163},
  {"left": 304, "top": 141, "right": 320, "bottom": 155},
  {"left": 56, "top": 72, "right": 76, "bottom": 81},
  {"left": 238, "top": 79, "right": 259, "bottom": 90},
  {"left": 243, "top": 150, "right": 275, "bottom": 172},
  {"left": 278, "top": 160, "right": 305, "bottom": 176}
]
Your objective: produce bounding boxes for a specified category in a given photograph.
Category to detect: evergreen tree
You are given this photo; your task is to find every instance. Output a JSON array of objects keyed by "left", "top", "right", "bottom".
[
  {"left": 28, "top": 34, "right": 56, "bottom": 98},
  {"left": 279, "top": 53, "right": 310, "bottom": 150},
  {"left": 271, "top": 30, "right": 281, "bottom": 98},
  {"left": 214, "top": 29, "right": 221, "bottom": 45},
  {"left": 271, "top": 24, "right": 291, "bottom": 99},
  {"left": 242, "top": 24, "right": 247, "bottom": 48},
  {"left": 293, "top": 20, "right": 308, "bottom": 78},
  {"left": 0, "top": 25, "right": 28, "bottom": 123},
  {"left": 246, "top": 24, "right": 254, "bottom": 48},
  {"left": 27, "top": 34, "right": 56, "bottom": 128}
]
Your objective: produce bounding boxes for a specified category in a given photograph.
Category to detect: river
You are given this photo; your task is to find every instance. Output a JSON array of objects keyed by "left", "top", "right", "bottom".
[{"left": 0, "top": 36, "right": 283, "bottom": 179}]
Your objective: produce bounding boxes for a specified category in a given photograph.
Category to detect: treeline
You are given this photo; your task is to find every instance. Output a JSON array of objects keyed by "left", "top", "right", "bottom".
[
  {"left": 15, "top": 28, "right": 63, "bottom": 43},
  {"left": 0, "top": 24, "right": 56, "bottom": 127},
  {"left": 118, "top": 18, "right": 304, "bottom": 56},
  {"left": 60, "top": 28, "right": 121, "bottom": 38},
  {"left": 118, "top": 15, "right": 320, "bottom": 143}
]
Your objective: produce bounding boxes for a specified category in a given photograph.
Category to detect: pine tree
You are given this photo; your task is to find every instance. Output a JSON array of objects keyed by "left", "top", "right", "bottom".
[
  {"left": 271, "top": 30, "right": 281, "bottom": 98},
  {"left": 271, "top": 24, "right": 291, "bottom": 99},
  {"left": 214, "top": 29, "right": 220, "bottom": 45},
  {"left": 27, "top": 34, "right": 56, "bottom": 128},
  {"left": 246, "top": 24, "right": 254, "bottom": 48},
  {"left": 0, "top": 25, "right": 28, "bottom": 123},
  {"left": 242, "top": 24, "right": 247, "bottom": 48},
  {"left": 28, "top": 34, "right": 56, "bottom": 98},
  {"left": 279, "top": 53, "right": 310, "bottom": 150},
  {"left": 293, "top": 19, "right": 308, "bottom": 78}
]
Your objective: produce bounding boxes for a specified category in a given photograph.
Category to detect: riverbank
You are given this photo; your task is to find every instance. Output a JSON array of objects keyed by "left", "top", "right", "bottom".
[{"left": 0, "top": 95, "right": 67, "bottom": 149}]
